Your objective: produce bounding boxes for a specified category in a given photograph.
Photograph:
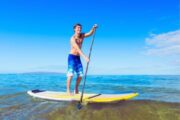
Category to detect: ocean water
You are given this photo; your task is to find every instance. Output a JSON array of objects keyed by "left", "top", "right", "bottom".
[{"left": 0, "top": 74, "right": 180, "bottom": 120}]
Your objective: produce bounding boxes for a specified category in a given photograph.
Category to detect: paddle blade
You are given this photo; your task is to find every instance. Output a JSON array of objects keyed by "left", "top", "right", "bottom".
[{"left": 77, "top": 102, "right": 83, "bottom": 110}]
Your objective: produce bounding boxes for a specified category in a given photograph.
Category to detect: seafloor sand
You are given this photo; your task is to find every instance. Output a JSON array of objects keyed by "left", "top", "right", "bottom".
[{"left": 44, "top": 100, "right": 180, "bottom": 120}]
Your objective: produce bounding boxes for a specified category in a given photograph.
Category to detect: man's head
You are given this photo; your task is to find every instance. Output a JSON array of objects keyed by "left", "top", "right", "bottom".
[{"left": 73, "top": 23, "right": 82, "bottom": 34}]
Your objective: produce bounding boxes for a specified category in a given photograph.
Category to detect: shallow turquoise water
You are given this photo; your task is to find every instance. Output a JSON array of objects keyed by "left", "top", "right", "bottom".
[
  {"left": 0, "top": 74, "right": 180, "bottom": 120},
  {"left": 0, "top": 74, "right": 180, "bottom": 103}
]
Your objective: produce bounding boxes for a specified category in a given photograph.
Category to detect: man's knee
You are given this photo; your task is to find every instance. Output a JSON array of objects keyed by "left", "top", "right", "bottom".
[
  {"left": 77, "top": 76, "right": 82, "bottom": 80},
  {"left": 67, "top": 75, "right": 73, "bottom": 80}
]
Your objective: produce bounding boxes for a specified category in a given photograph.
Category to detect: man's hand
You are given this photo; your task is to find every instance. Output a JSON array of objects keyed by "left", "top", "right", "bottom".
[
  {"left": 93, "top": 24, "right": 98, "bottom": 29},
  {"left": 84, "top": 24, "right": 98, "bottom": 38},
  {"left": 84, "top": 56, "right": 90, "bottom": 63}
]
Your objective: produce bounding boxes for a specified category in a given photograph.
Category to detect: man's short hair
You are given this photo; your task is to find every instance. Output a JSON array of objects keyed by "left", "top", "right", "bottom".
[{"left": 73, "top": 23, "right": 82, "bottom": 29}]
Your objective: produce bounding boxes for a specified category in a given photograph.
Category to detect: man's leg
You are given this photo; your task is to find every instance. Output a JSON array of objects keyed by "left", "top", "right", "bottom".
[
  {"left": 67, "top": 76, "right": 73, "bottom": 95},
  {"left": 75, "top": 76, "right": 82, "bottom": 94}
]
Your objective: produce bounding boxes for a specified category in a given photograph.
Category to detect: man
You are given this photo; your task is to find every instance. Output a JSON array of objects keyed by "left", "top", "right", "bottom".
[{"left": 66, "top": 23, "right": 97, "bottom": 95}]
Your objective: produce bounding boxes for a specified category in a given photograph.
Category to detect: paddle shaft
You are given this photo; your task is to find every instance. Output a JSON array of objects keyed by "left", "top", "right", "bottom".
[{"left": 79, "top": 29, "right": 96, "bottom": 103}]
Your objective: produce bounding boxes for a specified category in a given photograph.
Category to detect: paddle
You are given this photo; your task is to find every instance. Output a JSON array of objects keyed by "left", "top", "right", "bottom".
[{"left": 77, "top": 27, "right": 97, "bottom": 109}]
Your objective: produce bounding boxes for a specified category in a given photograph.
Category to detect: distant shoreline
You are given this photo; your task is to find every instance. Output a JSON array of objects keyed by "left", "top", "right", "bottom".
[
  {"left": 0, "top": 72, "right": 65, "bottom": 75},
  {"left": 0, "top": 72, "right": 179, "bottom": 76}
]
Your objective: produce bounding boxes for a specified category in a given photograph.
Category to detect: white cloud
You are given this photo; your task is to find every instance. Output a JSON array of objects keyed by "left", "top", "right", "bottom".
[{"left": 145, "top": 30, "right": 180, "bottom": 56}]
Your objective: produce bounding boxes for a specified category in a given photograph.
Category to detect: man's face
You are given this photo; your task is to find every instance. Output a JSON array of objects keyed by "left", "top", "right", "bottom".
[{"left": 74, "top": 26, "right": 82, "bottom": 34}]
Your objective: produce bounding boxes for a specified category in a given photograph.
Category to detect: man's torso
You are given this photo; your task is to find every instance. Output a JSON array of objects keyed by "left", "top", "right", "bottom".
[{"left": 70, "top": 34, "right": 84, "bottom": 56}]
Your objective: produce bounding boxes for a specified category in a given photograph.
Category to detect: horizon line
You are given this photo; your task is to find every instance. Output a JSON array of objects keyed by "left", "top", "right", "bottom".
[{"left": 0, "top": 71, "right": 179, "bottom": 76}]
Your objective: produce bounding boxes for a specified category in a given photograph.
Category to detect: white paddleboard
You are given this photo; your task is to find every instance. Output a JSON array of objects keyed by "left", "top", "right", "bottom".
[{"left": 27, "top": 89, "right": 138, "bottom": 103}]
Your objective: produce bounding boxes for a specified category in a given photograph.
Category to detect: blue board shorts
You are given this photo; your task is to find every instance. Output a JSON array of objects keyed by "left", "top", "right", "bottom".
[{"left": 67, "top": 54, "right": 83, "bottom": 77}]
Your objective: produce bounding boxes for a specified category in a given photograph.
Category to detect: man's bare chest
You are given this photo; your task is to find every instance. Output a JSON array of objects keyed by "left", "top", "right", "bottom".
[{"left": 75, "top": 38, "right": 83, "bottom": 45}]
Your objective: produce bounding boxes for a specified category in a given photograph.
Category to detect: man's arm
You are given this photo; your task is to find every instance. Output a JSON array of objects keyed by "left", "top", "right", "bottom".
[
  {"left": 70, "top": 38, "right": 89, "bottom": 62},
  {"left": 84, "top": 24, "right": 98, "bottom": 38}
]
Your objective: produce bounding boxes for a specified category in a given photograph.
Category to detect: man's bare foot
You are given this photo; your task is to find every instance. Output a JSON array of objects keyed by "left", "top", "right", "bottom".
[{"left": 67, "top": 91, "right": 73, "bottom": 96}]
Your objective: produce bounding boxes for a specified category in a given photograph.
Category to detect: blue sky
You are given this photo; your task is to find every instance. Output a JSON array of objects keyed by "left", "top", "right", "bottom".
[{"left": 0, "top": 0, "right": 179, "bottom": 74}]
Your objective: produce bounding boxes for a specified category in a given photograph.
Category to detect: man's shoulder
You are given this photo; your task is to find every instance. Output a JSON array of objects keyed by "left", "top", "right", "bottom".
[{"left": 70, "top": 36, "right": 75, "bottom": 40}]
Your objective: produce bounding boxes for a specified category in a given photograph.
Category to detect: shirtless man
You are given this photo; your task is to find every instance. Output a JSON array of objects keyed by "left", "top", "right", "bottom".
[{"left": 66, "top": 23, "right": 97, "bottom": 95}]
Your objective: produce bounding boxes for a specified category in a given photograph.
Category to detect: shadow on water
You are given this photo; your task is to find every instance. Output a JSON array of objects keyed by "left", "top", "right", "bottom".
[{"left": 44, "top": 100, "right": 180, "bottom": 120}]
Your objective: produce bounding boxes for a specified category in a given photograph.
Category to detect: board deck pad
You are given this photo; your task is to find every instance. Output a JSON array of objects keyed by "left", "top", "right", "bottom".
[{"left": 27, "top": 89, "right": 138, "bottom": 103}]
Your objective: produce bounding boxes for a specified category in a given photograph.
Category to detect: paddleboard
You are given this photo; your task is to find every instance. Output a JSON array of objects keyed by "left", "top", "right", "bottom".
[{"left": 27, "top": 89, "right": 138, "bottom": 103}]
